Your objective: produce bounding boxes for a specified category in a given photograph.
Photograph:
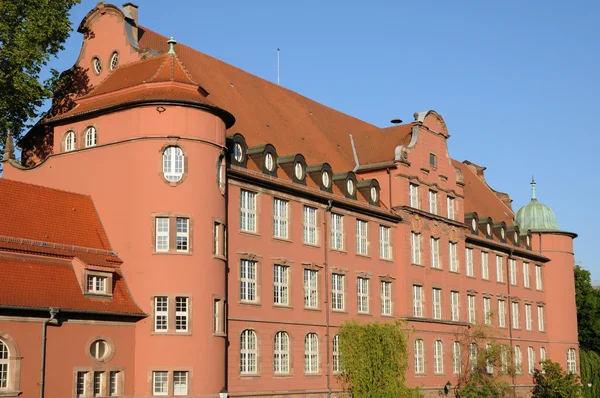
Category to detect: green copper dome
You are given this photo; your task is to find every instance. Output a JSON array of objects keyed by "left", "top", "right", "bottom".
[{"left": 515, "top": 179, "right": 559, "bottom": 232}]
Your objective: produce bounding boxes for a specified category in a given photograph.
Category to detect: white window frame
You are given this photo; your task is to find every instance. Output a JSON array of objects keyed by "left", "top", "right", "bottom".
[
  {"left": 510, "top": 259, "right": 517, "bottom": 286},
  {"left": 538, "top": 306, "right": 545, "bottom": 332},
  {"left": 173, "top": 371, "right": 188, "bottom": 396},
  {"left": 379, "top": 225, "right": 391, "bottom": 260},
  {"left": 331, "top": 273, "right": 345, "bottom": 311},
  {"left": 449, "top": 242, "right": 458, "bottom": 272},
  {"left": 567, "top": 348, "right": 577, "bottom": 374},
  {"left": 466, "top": 248, "right": 473, "bottom": 277},
  {"left": 155, "top": 217, "right": 169, "bottom": 252},
  {"left": 65, "top": 131, "right": 76, "bottom": 152},
  {"left": 496, "top": 255, "right": 504, "bottom": 283},
  {"left": 413, "top": 285, "right": 423, "bottom": 317},
  {"left": 175, "top": 217, "right": 189, "bottom": 252},
  {"left": 94, "top": 371, "right": 105, "bottom": 397},
  {"left": 304, "top": 269, "right": 318, "bottom": 308},
  {"left": 109, "top": 371, "right": 119, "bottom": 397},
  {"left": 468, "top": 294, "right": 476, "bottom": 324},
  {"left": 432, "top": 288, "right": 442, "bottom": 320},
  {"left": 525, "top": 304, "right": 533, "bottom": 331},
  {"left": 409, "top": 183, "right": 419, "bottom": 209},
  {"left": 330, "top": 213, "right": 344, "bottom": 250},
  {"left": 481, "top": 252, "right": 489, "bottom": 280},
  {"left": 332, "top": 335, "right": 341, "bottom": 373},
  {"left": 434, "top": 340, "right": 444, "bottom": 374},
  {"left": 540, "top": 347, "right": 547, "bottom": 362},
  {"left": 273, "top": 198, "right": 289, "bottom": 239},
  {"left": 175, "top": 297, "right": 188, "bottom": 332},
  {"left": 486, "top": 343, "right": 494, "bottom": 374},
  {"left": 303, "top": 206, "right": 318, "bottom": 245},
  {"left": 523, "top": 262, "right": 530, "bottom": 288},
  {"left": 451, "top": 291, "right": 460, "bottom": 321},
  {"left": 512, "top": 302, "right": 520, "bottom": 329},
  {"left": 414, "top": 339, "right": 425, "bottom": 374},
  {"left": 452, "top": 341, "right": 461, "bottom": 374},
  {"left": 380, "top": 281, "right": 392, "bottom": 316},
  {"left": 535, "top": 265, "right": 543, "bottom": 290},
  {"left": 85, "top": 126, "right": 97, "bottom": 148},
  {"left": 304, "top": 333, "right": 319, "bottom": 374},
  {"left": 447, "top": 196, "right": 455, "bottom": 220},
  {"left": 357, "top": 277, "right": 369, "bottom": 313},
  {"left": 87, "top": 275, "right": 107, "bottom": 294},
  {"left": 240, "top": 190, "right": 257, "bottom": 232},
  {"left": 483, "top": 297, "right": 491, "bottom": 325},
  {"left": 430, "top": 238, "right": 440, "bottom": 269},
  {"left": 411, "top": 232, "right": 421, "bottom": 265},
  {"left": 163, "top": 146, "right": 184, "bottom": 182},
  {"left": 273, "top": 264, "right": 289, "bottom": 306},
  {"left": 240, "top": 260, "right": 257, "bottom": 303},
  {"left": 528, "top": 347, "right": 535, "bottom": 375},
  {"left": 514, "top": 346, "right": 522, "bottom": 375},
  {"left": 240, "top": 330, "right": 258, "bottom": 374},
  {"left": 154, "top": 296, "right": 168, "bottom": 332},
  {"left": 498, "top": 299, "right": 506, "bottom": 328},
  {"left": 470, "top": 343, "right": 478, "bottom": 371},
  {"left": 76, "top": 371, "right": 87, "bottom": 398},
  {"left": 356, "top": 220, "right": 368, "bottom": 255},
  {"left": 153, "top": 371, "right": 169, "bottom": 396},
  {"left": 429, "top": 190, "right": 437, "bottom": 214},
  {"left": 274, "top": 332, "right": 290, "bottom": 374}
]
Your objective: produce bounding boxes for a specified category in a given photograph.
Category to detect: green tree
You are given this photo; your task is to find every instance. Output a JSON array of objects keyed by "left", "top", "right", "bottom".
[
  {"left": 574, "top": 265, "right": 600, "bottom": 352},
  {"left": 580, "top": 349, "right": 600, "bottom": 398},
  {"left": 0, "top": 0, "right": 81, "bottom": 144},
  {"left": 337, "top": 320, "right": 421, "bottom": 397},
  {"left": 532, "top": 360, "right": 582, "bottom": 398}
]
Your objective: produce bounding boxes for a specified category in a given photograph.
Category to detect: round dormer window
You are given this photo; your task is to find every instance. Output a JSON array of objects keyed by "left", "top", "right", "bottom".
[
  {"left": 109, "top": 52, "right": 119, "bottom": 71},
  {"left": 370, "top": 186, "right": 378, "bottom": 202},
  {"left": 514, "top": 232, "right": 518, "bottom": 243},
  {"left": 347, "top": 179, "right": 355, "bottom": 195},
  {"left": 265, "top": 153, "right": 275, "bottom": 171},
  {"left": 486, "top": 223, "right": 492, "bottom": 236},
  {"left": 294, "top": 162, "right": 304, "bottom": 180},
  {"left": 501, "top": 228, "right": 506, "bottom": 240},
  {"left": 233, "top": 143, "right": 244, "bottom": 162},
  {"left": 471, "top": 219, "right": 477, "bottom": 231},
  {"left": 322, "top": 171, "right": 330, "bottom": 188},
  {"left": 92, "top": 57, "right": 102, "bottom": 75}
]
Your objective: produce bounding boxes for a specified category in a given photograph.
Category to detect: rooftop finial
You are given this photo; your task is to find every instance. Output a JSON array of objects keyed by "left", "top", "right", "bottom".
[
  {"left": 168, "top": 36, "right": 177, "bottom": 54},
  {"left": 2, "top": 130, "right": 15, "bottom": 161},
  {"left": 531, "top": 176, "right": 536, "bottom": 200}
]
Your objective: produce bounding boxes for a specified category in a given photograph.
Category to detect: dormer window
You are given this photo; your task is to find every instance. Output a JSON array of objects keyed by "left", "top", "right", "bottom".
[
  {"left": 65, "top": 131, "right": 76, "bottom": 152},
  {"left": 294, "top": 162, "right": 304, "bottom": 180},
  {"left": 85, "top": 126, "right": 97, "bottom": 148},
  {"left": 346, "top": 179, "right": 355, "bottom": 196},
  {"left": 370, "top": 187, "right": 377, "bottom": 202},
  {"left": 501, "top": 228, "right": 506, "bottom": 240},
  {"left": 486, "top": 223, "right": 492, "bottom": 237},
  {"left": 472, "top": 219, "right": 477, "bottom": 231},
  {"left": 265, "top": 153, "right": 275, "bottom": 172},
  {"left": 87, "top": 275, "right": 107, "bottom": 294},
  {"left": 163, "top": 146, "right": 184, "bottom": 182},
  {"left": 234, "top": 143, "right": 244, "bottom": 163},
  {"left": 358, "top": 179, "right": 380, "bottom": 206},
  {"left": 322, "top": 171, "right": 331, "bottom": 188}
]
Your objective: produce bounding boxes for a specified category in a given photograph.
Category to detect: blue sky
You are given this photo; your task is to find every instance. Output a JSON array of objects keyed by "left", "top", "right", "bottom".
[{"left": 46, "top": 0, "right": 599, "bottom": 276}]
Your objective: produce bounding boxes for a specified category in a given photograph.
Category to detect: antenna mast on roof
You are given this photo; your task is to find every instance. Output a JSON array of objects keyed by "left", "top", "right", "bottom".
[{"left": 277, "top": 48, "right": 280, "bottom": 85}]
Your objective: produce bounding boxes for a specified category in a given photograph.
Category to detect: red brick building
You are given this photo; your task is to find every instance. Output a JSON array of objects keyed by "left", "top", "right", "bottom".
[{"left": 0, "top": 2, "right": 578, "bottom": 397}]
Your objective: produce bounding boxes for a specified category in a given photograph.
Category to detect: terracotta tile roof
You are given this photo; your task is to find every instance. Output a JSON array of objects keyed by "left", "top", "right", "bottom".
[
  {"left": 353, "top": 124, "right": 413, "bottom": 165},
  {"left": 452, "top": 160, "right": 515, "bottom": 225},
  {"left": 0, "top": 179, "right": 113, "bottom": 250},
  {"left": 0, "top": 255, "right": 144, "bottom": 315}
]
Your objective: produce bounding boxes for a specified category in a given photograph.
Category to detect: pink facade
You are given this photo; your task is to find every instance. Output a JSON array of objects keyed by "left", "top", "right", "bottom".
[{"left": 0, "top": 2, "right": 579, "bottom": 398}]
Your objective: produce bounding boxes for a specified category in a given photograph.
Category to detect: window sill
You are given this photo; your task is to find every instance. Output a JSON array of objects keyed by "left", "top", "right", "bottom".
[
  {"left": 356, "top": 252, "right": 370, "bottom": 258},
  {"left": 239, "top": 301, "right": 261, "bottom": 307},
  {"left": 273, "top": 373, "right": 293, "bottom": 379},
  {"left": 273, "top": 304, "right": 293, "bottom": 310},
  {"left": 152, "top": 251, "right": 193, "bottom": 256},
  {"left": 213, "top": 254, "right": 227, "bottom": 261},
  {"left": 381, "top": 314, "right": 395, "bottom": 318},
  {"left": 430, "top": 267, "right": 443, "bottom": 272},
  {"left": 239, "top": 230, "right": 261, "bottom": 238},
  {"left": 239, "top": 374, "right": 261, "bottom": 379},
  {"left": 330, "top": 248, "right": 347, "bottom": 254},
  {"left": 150, "top": 331, "right": 192, "bottom": 336},
  {"left": 0, "top": 391, "right": 21, "bottom": 398},
  {"left": 304, "top": 373, "right": 322, "bottom": 378},
  {"left": 357, "top": 312, "right": 372, "bottom": 317},
  {"left": 331, "top": 309, "right": 348, "bottom": 314},
  {"left": 213, "top": 332, "right": 227, "bottom": 338},
  {"left": 449, "top": 270, "right": 460, "bottom": 275},
  {"left": 302, "top": 242, "right": 321, "bottom": 249},
  {"left": 411, "top": 263, "right": 424, "bottom": 268},
  {"left": 273, "top": 236, "right": 293, "bottom": 244},
  {"left": 303, "top": 307, "right": 322, "bottom": 312},
  {"left": 496, "top": 281, "right": 505, "bottom": 285},
  {"left": 466, "top": 275, "right": 476, "bottom": 279},
  {"left": 379, "top": 257, "right": 394, "bottom": 263}
]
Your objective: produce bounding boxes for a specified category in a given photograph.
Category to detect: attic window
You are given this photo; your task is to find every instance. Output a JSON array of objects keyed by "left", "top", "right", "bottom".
[
  {"left": 234, "top": 143, "right": 244, "bottom": 163},
  {"left": 347, "top": 179, "right": 355, "bottom": 196},
  {"left": 109, "top": 52, "right": 119, "bottom": 71},
  {"left": 92, "top": 57, "right": 102, "bottom": 75},
  {"left": 294, "top": 162, "right": 304, "bottom": 180},
  {"left": 87, "top": 275, "right": 107, "bottom": 294},
  {"left": 370, "top": 187, "right": 378, "bottom": 202},
  {"left": 429, "top": 153, "right": 437, "bottom": 168},
  {"left": 265, "top": 153, "right": 275, "bottom": 172},
  {"left": 322, "top": 171, "right": 331, "bottom": 189}
]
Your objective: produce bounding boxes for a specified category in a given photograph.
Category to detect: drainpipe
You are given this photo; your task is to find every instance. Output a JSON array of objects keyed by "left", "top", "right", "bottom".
[
  {"left": 386, "top": 168, "right": 392, "bottom": 209},
  {"left": 324, "top": 199, "right": 333, "bottom": 397},
  {"left": 40, "top": 307, "right": 59, "bottom": 398},
  {"left": 506, "top": 250, "right": 516, "bottom": 398}
]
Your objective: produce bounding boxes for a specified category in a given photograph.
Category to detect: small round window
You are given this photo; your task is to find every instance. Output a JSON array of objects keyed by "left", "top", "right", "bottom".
[
  {"left": 294, "top": 162, "right": 304, "bottom": 180},
  {"left": 321, "top": 171, "right": 330, "bottom": 188},
  {"left": 265, "top": 153, "right": 275, "bottom": 171},
  {"left": 92, "top": 57, "right": 102, "bottom": 75},
  {"left": 90, "top": 340, "right": 109, "bottom": 360},
  {"left": 109, "top": 52, "right": 119, "bottom": 71},
  {"left": 370, "top": 186, "right": 378, "bottom": 202},
  {"left": 347, "top": 179, "right": 355, "bottom": 195},
  {"left": 233, "top": 143, "right": 244, "bottom": 163}
]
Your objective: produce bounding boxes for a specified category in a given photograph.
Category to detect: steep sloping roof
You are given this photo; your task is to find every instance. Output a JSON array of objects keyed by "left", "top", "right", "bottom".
[{"left": 452, "top": 160, "right": 515, "bottom": 225}]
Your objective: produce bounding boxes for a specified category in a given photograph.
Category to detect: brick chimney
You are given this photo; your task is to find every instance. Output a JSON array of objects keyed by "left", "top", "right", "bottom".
[{"left": 123, "top": 2, "right": 138, "bottom": 42}]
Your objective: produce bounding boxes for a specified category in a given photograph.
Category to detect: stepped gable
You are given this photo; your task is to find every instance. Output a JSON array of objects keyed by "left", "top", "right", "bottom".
[{"left": 452, "top": 160, "right": 515, "bottom": 225}]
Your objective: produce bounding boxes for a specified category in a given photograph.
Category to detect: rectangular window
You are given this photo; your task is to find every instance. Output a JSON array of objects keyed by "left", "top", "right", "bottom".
[
  {"left": 173, "top": 371, "right": 188, "bottom": 396},
  {"left": 452, "top": 341, "right": 461, "bottom": 374},
  {"left": 486, "top": 343, "right": 494, "bottom": 374},
  {"left": 429, "top": 190, "right": 438, "bottom": 214},
  {"left": 498, "top": 299, "right": 506, "bottom": 328},
  {"left": 381, "top": 281, "right": 392, "bottom": 316},
  {"left": 430, "top": 238, "right": 440, "bottom": 269},
  {"left": 154, "top": 296, "right": 168, "bottom": 332},
  {"left": 240, "top": 259, "right": 257, "bottom": 302},
  {"left": 449, "top": 242, "right": 458, "bottom": 272},
  {"left": 379, "top": 225, "right": 391, "bottom": 259},
  {"left": 213, "top": 298, "right": 225, "bottom": 335},
  {"left": 87, "top": 275, "right": 107, "bottom": 294},
  {"left": 496, "top": 255, "right": 504, "bottom": 283},
  {"left": 156, "top": 217, "right": 169, "bottom": 252},
  {"left": 240, "top": 190, "right": 257, "bottom": 232},
  {"left": 528, "top": 347, "right": 535, "bottom": 375},
  {"left": 175, "top": 297, "right": 188, "bottom": 332},
  {"left": 512, "top": 302, "right": 520, "bottom": 329},
  {"left": 510, "top": 259, "right": 517, "bottom": 285},
  {"left": 413, "top": 285, "right": 423, "bottom": 317},
  {"left": 213, "top": 221, "right": 226, "bottom": 257},
  {"left": 523, "top": 262, "right": 530, "bottom": 288},
  {"left": 409, "top": 183, "right": 419, "bottom": 209},
  {"left": 468, "top": 294, "right": 476, "bottom": 324},
  {"left": 357, "top": 277, "right": 369, "bottom": 313},
  {"left": 515, "top": 346, "right": 522, "bottom": 375},
  {"left": 331, "top": 213, "right": 344, "bottom": 250},
  {"left": 483, "top": 297, "right": 491, "bottom": 325},
  {"left": 430, "top": 153, "right": 437, "bottom": 167},
  {"left": 76, "top": 372, "right": 87, "bottom": 398},
  {"left": 273, "top": 264, "right": 289, "bottom": 305},
  {"left": 273, "top": 198, "right": 289, "bottom": 239},
  {"left": 447, "top": 196, "right": 455, "bottom": 220},
  {"left": 332, "top": 273, "right": 345, "bottom": 311},
  {"left": 411, "top": 232, "right": 421, "bottom": 264},
  {"left": 538, "top": 306, "right": 545, "bottom": 332},
  {"left": 109, "top": 371, "right": 119, "bottom": 397},
  {"left": 451, "top": 291, "right": 460, "bottom": 321},
  {"left": 304, "top": 269, "right": 318, "bottom": 308},
  {"left": 525, "top": 304, "right": 533, "bottom": 331},
  {"left": 356, "top": 220, "right": 368, "bottom": 255},
  {"left": 93, "top": 372, "right": 104, "bottom": 397},
  {"left": 536, "top": 265, "right": 543, "bottom": 290},
  {"left": 175, "top": 217, "right": 189, "bottom": 252},
  {"left": 481, "top": 252, "right": 489, "bottom": 280},
  {"left": 153, "top": 371, "right": 168, "bottom": 396},
  {"left": 303, "top": 206, "right": 318, "bottom": 245},
  {"left": 432, "top": 288, "right": 442, "bottom": 320},
  {"left": 466, "top": 248, "right": 474, "bottom": 276},
  {"left": 567, "top": 349, "right": 577, "bottom": 374}
]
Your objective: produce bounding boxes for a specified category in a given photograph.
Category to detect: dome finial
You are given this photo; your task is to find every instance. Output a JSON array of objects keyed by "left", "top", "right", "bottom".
[
  {"left": 531, "top": 176, "right": 536, "bottom": 200},
  {"left": 167, "top": 36, "right": 177, "bottom": 54}
]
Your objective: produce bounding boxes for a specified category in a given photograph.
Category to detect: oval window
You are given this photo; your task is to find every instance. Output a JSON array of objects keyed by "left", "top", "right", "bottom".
[
  {"left": 526, "top": 236, "right": 531, "bottom": 246},
  {"left": 109, "top": 52, "right": 119, "bottom": 71},
  {"left": 501, "top": 228, "right": 506, "bottom": 240},
  {"left": 346, "top": 179, "right": 355, "bottom": 195},
  {"left": 90, "top": 340, "right": 109, "bottom": 360},
  {"left": 486, "top": 223, "right": 492, "bottom": 236},
  {"left": 294, "top": 162, "right": 304, "bottom": 180},
  {"left": 92, "top": 57, "right": 102, "bottom": 75},
  {"left": 233, "top": 143, "right": 244, "bottom": 163},
  {"left": 321, "top": 171, "right": 330, "bottom": 188},
  {"left": 514, "top": 232, "right": 519, "bottom": 243},
  {"left": 471, "top": 218, "right": 477, "bottom": 231},
  {"left": 370, "top": 186, "right": 377, "bottom": 202},
  {"left": 265, "top": 153, "right": 274, "bottom": 171}
]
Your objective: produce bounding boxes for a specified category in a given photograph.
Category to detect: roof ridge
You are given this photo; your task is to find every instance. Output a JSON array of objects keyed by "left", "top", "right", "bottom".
[
  {"left": 0, "top": 178, "right": 93, "bottom": 200},
  {"left": 0, "top": 235, "right": 119, "bottom": 258},
  {"left": 149, "top": 55, "right": 171, "bottom": 82},
  {"left": 171, "top": 53, "right": 199, "bottom": 86}
]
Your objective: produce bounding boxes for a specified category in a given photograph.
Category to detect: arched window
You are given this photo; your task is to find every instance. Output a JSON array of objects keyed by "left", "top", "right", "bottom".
[
  {"left": 452, "top": 341, "right": 461, "bottom": 374},
  {"left": 0, "top": 340, "right": 8, "bottom": 389},
  {"left": 273, "top": 332, "right": 289, "bottom": 374},
  {"left": 163, "top": 146, "right": 184, "bottom": 182},
  {"left": 567, "top": 348, "right": 577, "bottom": 374},
  {"left": 304, "top": 333, "right": 318, "bottom": 374},
  {"left": 434, "top": 340, "right": 443, "bottom": 374},
  {"left": 65, "top": 131, "right": 76, "bottom": 152},
  {"left": 470, "top": 343, "right": 478, "bottom": 372},
  {"left": 527, "top": 346, "right": 535, "bottom": 375},
  {"left": 414, "top": 339, "right": 424, "bottom": 374},
  {"left": 332, "top": 334, "right": 340, "bottom": 373},
  {"left": 240, "top": 330, "right": 257, "bottom": 374},
  {"left": 85, "top": 126, "right": 97, "bottom": 148}
]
